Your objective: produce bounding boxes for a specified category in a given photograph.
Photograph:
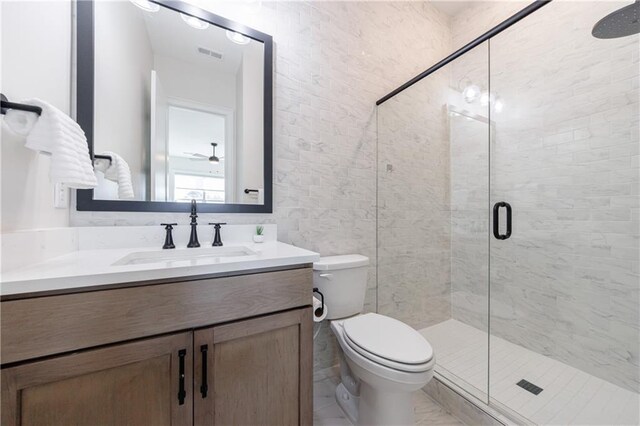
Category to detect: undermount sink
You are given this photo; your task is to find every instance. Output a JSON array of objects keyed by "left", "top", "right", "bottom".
[{"left": 112, "top": 246, "right": 257, "bottom": 266}]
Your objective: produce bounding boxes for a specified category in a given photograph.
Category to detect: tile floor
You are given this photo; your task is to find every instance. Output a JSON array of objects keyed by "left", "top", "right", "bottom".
[
  {"left": 313, "top": 367, "right": 465, "bottom": 426},
  {"left": 421, "top": 319, "right": 640, "bottom": 426}
]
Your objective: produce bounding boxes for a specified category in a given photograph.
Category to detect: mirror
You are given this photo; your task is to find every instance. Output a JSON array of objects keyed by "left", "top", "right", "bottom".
[{"left": 76, "top": 0, "right": 272, "bottom": 213}]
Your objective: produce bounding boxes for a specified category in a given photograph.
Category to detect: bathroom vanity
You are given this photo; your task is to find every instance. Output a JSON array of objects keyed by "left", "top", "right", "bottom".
[{"left": 1, "top": 233, "right": 318, "bottom": 426}]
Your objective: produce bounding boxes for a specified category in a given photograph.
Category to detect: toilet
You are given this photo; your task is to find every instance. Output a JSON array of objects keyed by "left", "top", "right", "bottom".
[{"left": 313, "top": 255, "right": 435, "bottom": 426}]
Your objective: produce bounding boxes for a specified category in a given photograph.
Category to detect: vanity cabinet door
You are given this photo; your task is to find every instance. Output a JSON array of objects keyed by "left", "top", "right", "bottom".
[
  {"left": 1, "top": 332, "right": 193, "bottom": 426},
  {"left": 194, "top": 308, "right": 313, "bottom": 426}
]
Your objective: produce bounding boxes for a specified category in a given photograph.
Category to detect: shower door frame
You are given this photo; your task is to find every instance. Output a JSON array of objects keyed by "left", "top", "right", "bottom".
[{"left": 376, "top": 1, "right": 552, "bottom": 106}]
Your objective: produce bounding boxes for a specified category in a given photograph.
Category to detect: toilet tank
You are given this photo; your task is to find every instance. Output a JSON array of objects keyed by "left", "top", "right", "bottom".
[{"left": 313, "top": 255, "right": 369, "bottom": 320}]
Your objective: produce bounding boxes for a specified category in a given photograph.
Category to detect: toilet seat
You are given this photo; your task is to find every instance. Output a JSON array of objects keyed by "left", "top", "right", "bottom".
[{"left": 342, "top": 313, "right": 434, "bottom": 373}]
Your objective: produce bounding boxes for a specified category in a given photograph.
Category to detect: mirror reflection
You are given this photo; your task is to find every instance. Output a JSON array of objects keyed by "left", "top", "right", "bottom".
[{"left": 92, "top": 0, "right": 265, "bottom": 204}]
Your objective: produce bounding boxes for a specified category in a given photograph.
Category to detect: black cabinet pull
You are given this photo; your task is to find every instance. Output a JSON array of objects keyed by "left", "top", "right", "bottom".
[
  {"left": 493, "top": 201, "right": 512, "bottom": 240},
  {"left": 177, "top": 349, "right": 186, "bottom": 405},
  {"left": 200, "top": 344, "right": 208, "bottom": 398}
]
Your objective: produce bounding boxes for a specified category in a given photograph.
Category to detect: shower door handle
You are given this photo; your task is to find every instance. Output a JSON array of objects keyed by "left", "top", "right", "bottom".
[{"left": 493, "top": 201, "right": 512, "bottom": 240}]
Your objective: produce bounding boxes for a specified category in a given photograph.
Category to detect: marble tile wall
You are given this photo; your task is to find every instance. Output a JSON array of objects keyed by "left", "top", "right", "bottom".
[
  {"left": 447, "top": 44, "right": 491, "bottom": 333},
  {"left": 376, "top": 63, "right": 452, "bottom": 330},
  {"left": 448, "top": 2, "right": 639, "bottom": 392},
  {"left": 69, "top": 1, "right": 453, "bottom": 370}
]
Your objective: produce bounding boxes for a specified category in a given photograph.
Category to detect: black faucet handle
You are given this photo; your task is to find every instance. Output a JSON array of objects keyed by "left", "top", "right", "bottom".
[
  {"left": 161, "top": 223, "right": 177, "bottom": 249},
  {"left": 208, "top": 223, "right": 226, "bottom": 246}
]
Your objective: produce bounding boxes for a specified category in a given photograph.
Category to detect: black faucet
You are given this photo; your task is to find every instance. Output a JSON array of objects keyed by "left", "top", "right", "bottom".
[
  {"left": 187, "top": 200, "right": 200, "bottom": 248},
  {"left": 161, "top": 223, "right": 177, "bottom": 249},
  {"left": 208, "top": 222, "right": 227, "bottom": 246}
]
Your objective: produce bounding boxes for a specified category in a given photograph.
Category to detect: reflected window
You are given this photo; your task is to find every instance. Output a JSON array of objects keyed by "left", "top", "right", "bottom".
[{"left": 174, "top": 173, "right": 225, "bottom": 203}]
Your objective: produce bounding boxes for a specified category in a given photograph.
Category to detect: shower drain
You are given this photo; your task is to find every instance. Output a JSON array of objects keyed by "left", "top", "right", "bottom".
[{"left": 517, "top": 379, "right": 543, "bottom": 395}]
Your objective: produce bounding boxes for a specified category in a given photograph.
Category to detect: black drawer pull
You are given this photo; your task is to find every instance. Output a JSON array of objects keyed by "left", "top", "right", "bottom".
[
  {"left": 178, "top": 349, "right": 186, "bottom": 405},
  {"left": 493, "top": 201, "right": 512, "bottom": 240},
  {"left": 200, "top": 344, "right": 208, "bottom": 398}
]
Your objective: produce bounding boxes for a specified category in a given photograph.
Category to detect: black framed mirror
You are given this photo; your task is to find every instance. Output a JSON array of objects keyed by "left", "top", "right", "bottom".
[{"left": 76, "top": 0, "right": 272, "bottom": 213}]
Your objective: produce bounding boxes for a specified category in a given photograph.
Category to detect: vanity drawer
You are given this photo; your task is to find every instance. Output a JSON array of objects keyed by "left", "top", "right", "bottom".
[{"left": 1, "top": 267, "right": 312, "bottom": 364}]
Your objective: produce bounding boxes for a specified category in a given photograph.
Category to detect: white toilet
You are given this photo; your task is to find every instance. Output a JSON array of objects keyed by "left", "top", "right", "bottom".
[{"left": 313, "top": 255, "right": 435, "bottom": 426}]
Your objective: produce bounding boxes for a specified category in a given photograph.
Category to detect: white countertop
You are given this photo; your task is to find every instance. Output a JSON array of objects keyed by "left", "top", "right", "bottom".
[{"left": 1, "top": 241, "right": 319, "bottom": 298}]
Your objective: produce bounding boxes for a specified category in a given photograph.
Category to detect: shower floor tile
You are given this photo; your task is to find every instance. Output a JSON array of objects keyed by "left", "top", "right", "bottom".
[{"left": 420, "top": 319, "right": 640, "bottom": 425}]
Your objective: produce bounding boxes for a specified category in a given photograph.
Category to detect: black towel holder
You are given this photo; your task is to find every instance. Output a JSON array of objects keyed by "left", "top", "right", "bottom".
[
  {"left": 94, "top": 154, "right": 113, "bottom": 164},
  {"left": 0, "top": 93, "right": 42, "bottom": 116}
]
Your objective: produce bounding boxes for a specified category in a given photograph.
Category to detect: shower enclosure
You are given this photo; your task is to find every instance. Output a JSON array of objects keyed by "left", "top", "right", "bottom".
[{"left": 376, "top": 1, "right": 639, "bottom": 424}]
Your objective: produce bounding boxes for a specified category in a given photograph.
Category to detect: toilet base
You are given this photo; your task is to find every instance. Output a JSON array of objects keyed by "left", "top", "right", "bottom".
[
  {"left": 335, "top": 382, "right": 359, "bottom": 424},
  {"left": 335, "top": 379, "right": 416, "bottom": 426},
  {"left": 357, "top": 382, "right": 414, "bottom": 426}
]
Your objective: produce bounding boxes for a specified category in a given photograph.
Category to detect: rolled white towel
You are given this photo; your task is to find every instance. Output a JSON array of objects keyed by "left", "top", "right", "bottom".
[
  {"left": 2, "top": 108, "right": 38, "bottom": 136},
  {"left": 18, "top": 98, "right": 97, "bottom": 189},
  {"left": 94, "top": 151, "right": 134, "bottom": 199}
]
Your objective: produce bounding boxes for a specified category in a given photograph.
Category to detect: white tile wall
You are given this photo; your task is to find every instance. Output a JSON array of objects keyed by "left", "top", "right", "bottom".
[{"left": 377, "top": 63, "right": 453, "bottom": 330}]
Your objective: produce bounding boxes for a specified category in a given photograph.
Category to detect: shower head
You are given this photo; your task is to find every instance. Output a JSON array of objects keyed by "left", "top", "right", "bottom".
[{"left": 592, "top": 0, "right": 640, "bottom": 39}]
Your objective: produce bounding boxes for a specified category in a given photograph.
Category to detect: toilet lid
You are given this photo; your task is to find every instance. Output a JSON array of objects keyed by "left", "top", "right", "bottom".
[{"left": 343, "top": 313, "right": 433, "bottom": 365}]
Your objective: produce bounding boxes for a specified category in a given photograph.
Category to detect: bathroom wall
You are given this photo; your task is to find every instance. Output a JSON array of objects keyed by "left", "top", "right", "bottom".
[
  {"left": 0, "top": 1, "right": 72, "bottom": 231},
  {"left": 94, "top": 0, "right": 153, "bottom": 201},
  {"left": 1, "top": 0, "right": 452, "bottom": 370},
  {"left": 449, "top": 1, "right": 639, "bottom": 392},
  {"left": 153, "top": 55, "right": 237, "bottom": 110},
  {"left": 236, "top": 41, "right": 264, "bottom": 204},
  {"left": 376, "top": 62, "right": 452, "bottom": 331}
]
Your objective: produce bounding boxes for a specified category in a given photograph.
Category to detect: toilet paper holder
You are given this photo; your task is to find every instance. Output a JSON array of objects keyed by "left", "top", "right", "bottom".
[{"left": 312, "top": 287, "right": 325, "bottom": 317}]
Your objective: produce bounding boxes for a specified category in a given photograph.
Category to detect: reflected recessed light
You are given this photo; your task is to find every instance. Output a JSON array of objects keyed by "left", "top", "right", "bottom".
[
  {"left": 129, "top": 0, "right": 160, "bottom": 12},
  {"left": 181, "top": 13, "right": 210, "bottom": 30},
  {"left": 462, "top": 84, "right": 480, "bottom": 103},
  {"left": 226, "top": 30, "right": 251, "bottom": 45},
  {"left": 494, "top": 98, "right": 504, "bottom": 113}
]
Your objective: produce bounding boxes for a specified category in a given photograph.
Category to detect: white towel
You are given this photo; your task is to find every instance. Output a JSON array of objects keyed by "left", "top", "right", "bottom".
[
  {"left": 18, "top": 98, "right": 97, "bottom": 189},
  {"left": 3, "top": 108, "right": 39, "bottom": 136},
  {"left": 93, "top": 151, "right": 134, "bottom": 199}
]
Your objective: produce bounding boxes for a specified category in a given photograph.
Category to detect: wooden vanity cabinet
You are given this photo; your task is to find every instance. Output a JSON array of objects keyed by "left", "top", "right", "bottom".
[
  {"left": 1, "top": 332, "right": 194, "bottom": 426},
  {"left": 1, "top": 267, "right": 313, "bottom": 426},
  {"left": 194, "top": 308, "right": 312, "bottom": 426}
]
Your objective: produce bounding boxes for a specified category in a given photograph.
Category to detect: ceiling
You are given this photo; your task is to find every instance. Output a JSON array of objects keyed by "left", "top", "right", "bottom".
[
  {"left": 429, "top": 1, "right": 477, "bottom": 17},
  {"left": 134, "top": 3, "right": 257, "bottom": 75}
]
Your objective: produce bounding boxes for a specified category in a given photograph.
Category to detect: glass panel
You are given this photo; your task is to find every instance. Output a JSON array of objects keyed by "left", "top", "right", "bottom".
[
  {"left": 377, "top": 42, "right": 490, "bottom": 401},
  {"left": 489, "top": 2, "right": 639, "bottom": 423}
]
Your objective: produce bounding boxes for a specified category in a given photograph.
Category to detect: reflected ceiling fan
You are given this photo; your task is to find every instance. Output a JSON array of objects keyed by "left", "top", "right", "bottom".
[{"left": 185, "top": 142, "right": 224, "bottom": 164}]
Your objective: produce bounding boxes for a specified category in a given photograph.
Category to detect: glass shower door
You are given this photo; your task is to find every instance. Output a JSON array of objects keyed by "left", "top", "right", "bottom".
[
  {"left": 488, "top": 2, "right": 639, "bottom": 424},
  {"left": 377, "top": 41, "right": 491, "bottom": 403}
]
